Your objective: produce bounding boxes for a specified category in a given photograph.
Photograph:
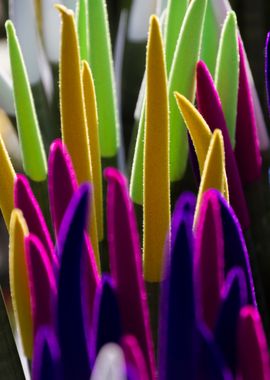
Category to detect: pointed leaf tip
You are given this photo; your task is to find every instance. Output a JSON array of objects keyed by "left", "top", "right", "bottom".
[
  {"left": 144, "top": 11, "right": 170, "bottom": 282},
  {"left": 25, "top": 234, "right": 57, "bottom": 337},
  {"left": 57, "top": 183, "right": 92, "bottom": 379},
  {"left": 238, "top": 306, "right": 270, "bottom": 380},
  {"left": 9, "top": 209, "right": 33, "bottom": 358},
  {"left": 5, "top": 20, "right": 47, "bottom": 182},
  {"left": 159, "top": 194, "right": 195, "bottom": 380},
  {"left": 195, "top": 189, "right": 224, "bottom": 330},
  {"left": 14, "top": 174, "right": 55, "bottom": 266},
  {"left": 105, "top": 167, "right": 155, "bottom": 380},
  {"left": 92, "top": 275, "right": 122, "bottom": 361}
]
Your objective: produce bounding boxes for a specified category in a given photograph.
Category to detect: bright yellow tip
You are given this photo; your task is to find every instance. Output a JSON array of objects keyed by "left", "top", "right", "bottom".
[
  {"left": 194, "top": 129, "right": 229, "bottom": 227},
  {"left": 143, "top": 15, "right": 170, "bottom": 282},
  {"left": 54, "top": 3, "right": 74, "bottom": 16},
  {"left": 9, "top": 209, "right": 33, "bottom": 358},
  {"left": 58, "top": 3, "right": 100, "bottom": 270},
  {"left": 174, "top": 92, "right": 229, "bottom": 199},
  {"left": 82, "top": 61, "right": 103, "bottom": 242},
  {"left": 174, "top": 91, "right": 211, "bottom": 174},
  {"left": 0, "top": 134, "right": 15, "bottom": 229}
]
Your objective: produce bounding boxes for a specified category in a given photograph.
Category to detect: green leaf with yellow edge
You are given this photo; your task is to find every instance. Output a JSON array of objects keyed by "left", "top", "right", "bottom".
[
  {"left": 215, "top": 11, "right": 239, "bottom": 147},
  {"left": 56, "top": 4, "right": 100, "bottom": 269},
  {"left": 200, "top": 1, "right": 220, "bottom": 76},
  {"left": 87, "top": 0, "right": 119, "bottom": 158},
  {"left": 164, "top": 0, "right": 189, "bottom": 72},
  {"left": 76, "top": 0, "right": 89, "bottom": 61},
  {"left": 168, "top": 0, "right": 207, "bottom": 183},
  {"left": 5, "top": 20, "right": 47, "bottom": 182},
  {"left": 9, "top": 209, "right": 33, "bottom": 359},
  {"left": 194, "top": 129, "right": 229, "bottom": 227},
  {"left": 143, "top": 16, "right": 170, "bottom": 282},
  {"left": 82, "top": 60, "right": 104, "bottom": 242}
]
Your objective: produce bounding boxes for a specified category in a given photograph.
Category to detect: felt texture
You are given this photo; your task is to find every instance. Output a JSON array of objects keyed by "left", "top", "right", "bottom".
[
  {"left": 105, "top": 168, "right": 155, "bottom": 380},
  {"left": 266, "top": 33, "right": 270, "bottom": 115},
  {"left": 48, "top": 139, "right": 78, "bottom": 235},
  {"left": 14, "top": 174, "right": 56, "bottom": 267},
  {"left": 9, "top": 209, "right": 33, "bottom": 358},
  {"left": 121, "top": 335, "right": 149, "bottom": 380},
  {"left": 25, "top": 234, "right": 57, "bottom": 338},
  {"left": 194, "top": 190, "right": 224, "bottom": 331},
  {"left": 0, "top": 135, "right": 15, "bottom": 229},
  {"left": 194, "top": 130, "right": 228, "bottom": 226},
  {"left": 87, "top": 0, "right": 119, "bottom": 157},
  {"left": 82, "top": 61, "right": 103, "bottom": 241},
  {"left": 77, "top": 0, "right": 89, "bottom": 61},
  {"left": 214, "top": 11, "right": 239, "bottom": 147},
  {"left": 200, "top": 1, "right": 220, "bottom": 76},
  {"left": 57, "top": 4, "right": 99, "bottom": 259},
  {"left": 168, "top": 0, "right": 207, "bottom": 182},
  {"left": 174, "top": 92, "right": 228, "bottom": 202},
  {"left": 90, "top": 343, "right": 126, "bottom": 380},
  {"left": 196, "top": 323, "right": 233, "bottom": 380},
  {"left": 237, "top": 306, "right": 270, "bottom": 380},
  {"left": 210, "top": 0, "right": 269, "bottom": 150},
  {"left": 217, "top": 192, "right": 256, "bottom": 306},
  {"left": 130, "top": 0, "right": 207, "bottom": 204},
  {"left": 164, "top": 0, "right": 188, "bottom": 71},
  {"left": 5, "top": 20, "right": 47, "bottom": 182},
  {"left": 92, "top": 276, "right": 122, "bottom": 361},
  {"left": 235, "top": 38, "right": 262, "bottom": 184},
  {"left": 32, "top": 328, "right": 61, "bottom": 380},
  {"left": 48, "top": 139, "right": 100, "bottom": 327},
  {"left": 215, "top": 268, "right": 248, "bottom": 375},
  {"left": 158, "top": 193, "right": 195, "bottom": 380},
  {"left": 143, "top": 16, "right": 170, "bottom": 282},
  {"left": 56, "top": 183, "right": 91, "bottom": 379},
  {"left": 196, "top": 60, "right": 250, "bottom": 230},
  {"left": 174, "top": 91, "right": 211, "bottom": 174}
]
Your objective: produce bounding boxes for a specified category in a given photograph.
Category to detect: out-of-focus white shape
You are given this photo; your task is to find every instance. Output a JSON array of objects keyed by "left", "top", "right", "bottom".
[
  {"left": 42, "top": 0, "right": 62, "bottom": 63},
  {"left": 211, "top": 0, "right": 270, "bottom": 150},
  {"left": 128, "top": 0, "right": 157, "bottom": 42},
  {"left": 156, "top": 0, "right": 168, "bottom": 15},
  {"left": 14, "top": 330, "right": 31, "bottom": 380},
  {"left": 62, "top": 0, "right": 77, "bottom": 11},
  {"left": 90, "top": 343, "right": 126, "bottom": 380},
  {"left": 0, "top": 69, "right": 15, "bottom": 116},
  {"left": 9, "top": 0, "right": 41, "bottom": 84}
]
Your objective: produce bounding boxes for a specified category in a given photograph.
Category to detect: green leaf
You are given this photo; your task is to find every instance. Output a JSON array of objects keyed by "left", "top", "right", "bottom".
[
  {"left": 87, "top": 0, "right": 119, "bottom": 158},
  {"left": 215, "top": 11, "right": 239, "bottom": 148},
  {"left": 164, "top": 0, "right": 189, "bottom": 72},
  {"left": 5, "top": 20, "right": 47, "bottom": 182},
  {"left": 168, "top": 0, "right": 207, "bottom": 182},
  {"left": 76, "top": 0, "right": 89, "bottom": 61}
]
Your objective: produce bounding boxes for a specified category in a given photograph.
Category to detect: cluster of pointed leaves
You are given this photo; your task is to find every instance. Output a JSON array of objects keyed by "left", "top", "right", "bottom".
[{"left": 9, "top": 138, "right": 270, "bottom": 380}]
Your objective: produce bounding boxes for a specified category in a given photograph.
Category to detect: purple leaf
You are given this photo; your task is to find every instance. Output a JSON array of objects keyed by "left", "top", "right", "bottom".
[
  {"left": 235, "top": 38, "right": 262, "bottom": 184},
  {"left": 159, "top": 193, "right": 196, "bottom": 380},
  {"left": 105, "top": 167, "right": 155, "bottom": 380},
  {"left": 25, "top": 234, "right": 57, "bottom": 337},
  {"left": 195, "top": 189, "right": 224, "bottom": 330},
  {"left": 196, "top": 60, "right": 250, "bottom": 230},
  {"left": 15, "top": 174, "right": 57, "bottom": 266},
  {"left": 56, "top": 183, "right": 91, "bottom": 379}
]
